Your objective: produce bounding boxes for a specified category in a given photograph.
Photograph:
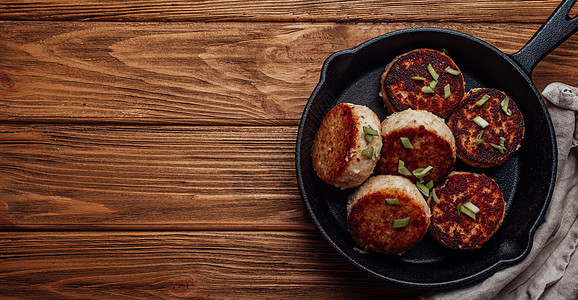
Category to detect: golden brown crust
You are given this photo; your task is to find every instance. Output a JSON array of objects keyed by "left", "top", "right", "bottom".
[
  {"left": 348, "top": 175, "right": 430, "bottom": 254},
  {"left": 448, "top": 88, "right": 525, "bottom": 168},
  {"left": 380, "top": 48, "right": 465, "bottom": 118},
  {"left": 428, "top": 171, "right": 506, "bottom": 250}
]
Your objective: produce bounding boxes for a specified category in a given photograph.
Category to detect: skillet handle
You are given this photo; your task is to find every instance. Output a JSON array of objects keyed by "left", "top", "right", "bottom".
[{"left": 511, "top": 0, "right": 578, "bottom": 75}]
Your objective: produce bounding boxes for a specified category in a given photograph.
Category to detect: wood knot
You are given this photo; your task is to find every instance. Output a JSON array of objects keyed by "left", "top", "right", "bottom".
[
  {"left": 0, "top": 72, "right": 16, "bottom": 91},
  {"left": 168, "top": 275, "right": 195, "bottom": 297}
]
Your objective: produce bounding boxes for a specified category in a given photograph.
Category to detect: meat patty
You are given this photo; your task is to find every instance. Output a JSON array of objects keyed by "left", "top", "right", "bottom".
[
  {"left": 447, "top": 88, "right": 525, "bottom": 168},
  {"left": 375, "top": 109, "right": 456, "bottom": 185},
  {"left": 312, "top": 103, "right": 382, "bottom": 189},
  {"left": 347, "top": 175, "right": 431, "bottom": 255},
  {"left": 428, "top": 171, "right": 506, "bottom": 250},
  {"left": 380, "top": 48, "right": 465, "bottom": 118}
]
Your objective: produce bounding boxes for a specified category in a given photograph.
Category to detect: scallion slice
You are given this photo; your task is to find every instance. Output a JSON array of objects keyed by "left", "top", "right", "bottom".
[
  {"left": 353, "top": 247, "right": 369, "bottom": 255},
  {"left": 413, "top": 166, "right": 433, "bottom": 178},
  {"left": 463, "top": 202, "right": 480, "bottom": 213},
  {"left": 421, "top": 86, "right": 435, "bottom": 93},
  {"left": 411, "top": 76, "right": 426, "bottom": 81},
  {"left": 375, "top": 140, "right": 383, "bottom": 156},
  {"left": 425, "top": 180, "right": 434, "bottom": 190},
  {"left": 361, "top": 146, "right": 374, "bottom": 158},
  {"left": 473, "top": 116, "right": 489, "bottom": 128},
  {"left": 475, "top": 94, "right": 491, "bottom": 107},
  {"left": 363, "top": 125, "right": 379, "bottom": 136},
  {"left": 490, "top": 143, "right": 506, "bottom": 154},
  {"left": 398, "top": 160, "right": 412, "bottom": 176},
  {"left": 415, "top": 181, "right": 430, "bottom": 197},
  {"left": 444, "top": 84, "right": 451, "bottom": 99},
  {"left": 475, "top": 130, "right": 485, "bottom": 145},
  {"left": 385, "top": 198, "right": 400, "bottom": 205},
  {"left": 444, "top": 66, "right": 461, "bottom": 75},
  {"left": 429, "top": 80, "right": 438, "bottom": 89},
  {"left": 460, "top": 203, "right": 477, "bottom": 220},
  {"left": 501, "top": 96, "right": 512, "bottom": 115},
  {"left": 365, "top": 133, "right": 373, "bottom": 143},
  {"left": 427, "top": 64, "right": 439, "bottom": 80},
  {"left": 432, "top": 188, "right": 440, "bottom": 204},
  {"left": 392, "top": 216, "right": 411, "bottom": 228},
  {"left": 400, "top": 137, "right": 413, "bottom": 149}
]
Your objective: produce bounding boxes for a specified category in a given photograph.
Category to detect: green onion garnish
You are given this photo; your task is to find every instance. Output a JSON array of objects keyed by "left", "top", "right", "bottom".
[
  {"left": 425, "top": 180, "right": 434, "bottom": 190},
  {"left": 363, "top": 125, "right": 379, "bottom": 136},
  {"left": 457, "top": 203, "right": 462, "bottom": 217},
  {"left": 375, "top": 140, "right": 383, "bottom": 156},
  {"left": 432, "top": 188, "right": 440, "bottom": 204},
  {"left": 501, "top": 96, "right": 512, "bottom": 115},
  {"left": 416, "top": 181, "right": 430, "bottom": 197},
  {"left": 491, "top": 143, "right": 505, "bottom": 153},
  {"left": 460, "top": 203, "right": 477, "bottom": 220},
  {"left": 429, "top": 80, "right": 438, "bottom": 89},
  {"left": 475, "top": 94, "right": 491, "bottom": 107},
  {"left": 444, "top": 84, "right": 451, "bottom": 99},
  {"left": 361, "top": 146, "right": 374, "bottom": 158},
  {"left": 411, "top": 76, "right": 426, "bottom": 81},
  {"left": 365, "top": 134, "right": 373, "bottom": 143},
  {"left": 444, "top": 66, "right": 461, "bottom": 75},
  {"left": 427, "top": 64, "right": 439, "bottom": 80},
  {"left": 475, "top": 130, "right": 484, "bottom": 145},
  {"left": 473, "top": 116, "right": 489, "bottom": 128},
  {"left": 421, "top": 86, "right": 435, "bottom": 94},
  {"left": 400, "top": 137, "right": 413, "bottom": 149},
  {"left": 385, "top": 198, "right": 400, "bottom": 205},
  {"left": 413, "top": 166, "right": 433, "bottom": 178},
  {"left": 463, "top": 202, "right": 480, "bottom": 214},
  {"left": 353, "top": 247, "right": 369, "bottom": 254},
  {"left": 398, "top": 160, "right": 412, "bottom": 176},
  {"left": 393, "top": 216, "right": 411, "bottom": 228}
]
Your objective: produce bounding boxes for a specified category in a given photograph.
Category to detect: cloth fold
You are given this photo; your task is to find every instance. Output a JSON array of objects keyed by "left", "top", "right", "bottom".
[{"left": 423, "top": 83, "right": 578, "bottom": 300}]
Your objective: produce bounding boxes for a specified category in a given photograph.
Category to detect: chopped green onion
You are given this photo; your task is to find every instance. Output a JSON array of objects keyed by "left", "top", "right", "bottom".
[
  {"left": 425, "top": 180, "right": 434, "bottom": 190},
  {"left": 393, "top": 216, "right": 411, "bottom": 228},
  {"left": 411, "top": 76, "right": 426, "bottom": 81},
  {"left": 475, "top": 130, "right": 485, "bottom": 145},
  {"left": 353, "top": 247, "right": 369, "bottom": 255},
  {"left": 460, "top": 203, "right": 477, "bottom": 220},
  {"left": 432, "top": 188, "right": 440, "bottom": 204},
  {"left": 375, "top": 140, "right": 383, "bottom": 156},
  {"left": 400, "top": 137, "right": 413, "bottom": 149},
  {"left": 475, "top": 94, "right": 491, "bottom": 107},
  {"left": 365, "top": 133, "right": 373, "bottom": 143},
  {"left": 473, "top": 116, "right": 489, "bottom": 128},
  {"left": 442, "top": 48, "right": 449, "bottom": 55},
  {"left": 457, "top": 203, "right": 462, "bottom": 217},
  {"left": 415, "top": 181, "right": 430, "bottom": 197},
  {"left": 413, "top": 166, "right": 433, "bottom": 178},
  {"left": 463, "top": 202, "right": 480, "bottom": 214},
  {"left": 491, "top": 143, "right": 506, "bottom": 154},
  {"left": 501, "top": 96, "right": 512, "bottom": 115},
  {"left": 444, "top": 84, "right": 451, "bottom": 99},
  {"left": 385, "top": 198, "right": 400, "bottom": 205},
  {"left": 421, "top": 86, "right": 435, "bottom": 93},
  {"left": 398, "top": 160, "right": 412, "bottom": 176},
  {"left": 499, "top": 136, "right": 506, "bottom": 145},
  {"left": 363, "top": 125, "right": 379, "bottom": 136},
  {"left": 427, "top": 64, "right": 439, "bottom": 80},
  {"left": 429, "top": 80, "right": 438, "bottom": 89},
  {"left": 444, "top": 66, "right": 461, "bottom": 75},
  {"left": 361, "top": 146, "right": 374, "bottom": 158}
]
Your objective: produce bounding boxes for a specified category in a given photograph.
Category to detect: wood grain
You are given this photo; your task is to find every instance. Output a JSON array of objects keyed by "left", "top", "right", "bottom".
[
  {"left": 1, "top": 22, "right": 576, "bottom": 125},
  {"left": 0, "top": 0, "right": 574, "bottom": 23},
  {"left": 0, "top": 124, "right": 307, "bottom": 230},
  {"left": 0, "top": 231, "right": 421, "bottom": 299}
]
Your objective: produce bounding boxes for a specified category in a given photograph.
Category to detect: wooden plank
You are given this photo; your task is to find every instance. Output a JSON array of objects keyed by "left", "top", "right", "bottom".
[
  {"left": 0, "top": 124, "right": 308, "bottom": 230},
  {"left": 0, "top": 22, "right": 576, "bottom": 125},
  {"left": 0, "top": 231, "right": 421, "bottom": 299},
  {"left": 0, "top": 0, "right": 572, "bottom": 23}
]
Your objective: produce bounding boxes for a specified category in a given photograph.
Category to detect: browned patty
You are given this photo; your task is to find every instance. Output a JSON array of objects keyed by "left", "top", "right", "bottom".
[
  {"left": 448, "top": 88, "right": 525, "bottom": 168},
  {"left": 380, "top": 48, "right": 465, "bottom": 118},
  {"left": 429, "top": 171, "right": 506, "bottom": 250},
  {"left": 348, "top": 175, "right": 430, "bottom": 254}
]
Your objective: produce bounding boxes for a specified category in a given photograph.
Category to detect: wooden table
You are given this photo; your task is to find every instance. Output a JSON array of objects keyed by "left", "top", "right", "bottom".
[{"left": 0, "top": 1, "right": 576, "bottom": 298}]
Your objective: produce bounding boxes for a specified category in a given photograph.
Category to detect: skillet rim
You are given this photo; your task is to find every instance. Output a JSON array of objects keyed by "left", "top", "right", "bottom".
[{"left": 295, "top": 27, "right": 557, "bottom": 288}]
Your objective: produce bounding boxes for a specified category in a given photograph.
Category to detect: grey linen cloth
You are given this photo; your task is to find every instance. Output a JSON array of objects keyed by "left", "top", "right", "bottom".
[{"left": 423, "top": 83, "right": 578, "bottom": 300}]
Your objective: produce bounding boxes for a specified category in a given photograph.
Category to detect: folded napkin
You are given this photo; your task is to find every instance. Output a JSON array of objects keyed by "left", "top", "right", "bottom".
[{"left": 423, "top": 83, "right": 578, "bottom": 300}]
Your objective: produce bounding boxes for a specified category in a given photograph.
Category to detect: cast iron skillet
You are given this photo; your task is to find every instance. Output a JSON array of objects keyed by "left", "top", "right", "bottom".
[{"left": 296, "top": 0, "right": 577, "bottom": 289}]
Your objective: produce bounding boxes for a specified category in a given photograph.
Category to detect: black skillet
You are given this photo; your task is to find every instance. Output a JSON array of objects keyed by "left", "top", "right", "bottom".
[{"left": 295, "top": 0, "right": 577, "bottom": 289}]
